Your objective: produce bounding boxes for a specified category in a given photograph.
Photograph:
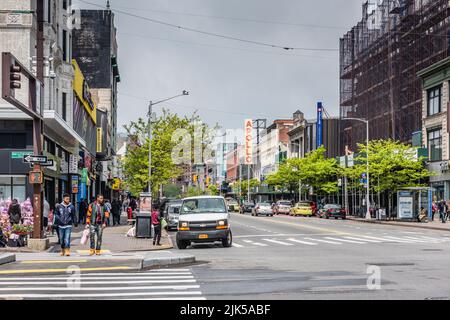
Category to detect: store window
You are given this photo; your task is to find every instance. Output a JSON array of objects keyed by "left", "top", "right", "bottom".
[
  {"left": 427, "top": 86, "right": 442, "bottom": 116},
  {"left": 428, "top": 128, "right": 442, "bottom": 161},
  {"left": 0, "top": 176, "right": 26, "bottom": 201}
]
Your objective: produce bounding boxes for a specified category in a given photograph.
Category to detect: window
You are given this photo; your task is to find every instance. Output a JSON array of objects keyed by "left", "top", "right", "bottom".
[
  {"left": 62, "top": 30, "right": 67, "bottom": 62},
  {"left": 62, "top": 92, "right": 67, "bottom": 121},
  {"left": 427, "top": 86, "right": 441, "bottom": 116},
  {"left": 0, "top": 133, "right": 26, "bottom": 149},
  {"left": 428, "top": 128, "right": 442, "bottom": 161},
  {"left": 63, "top": 0, "right": 67, "bottom": 10},
  {"left": 0, "top": 176, "right": 26, "bottom": 201},
  {"left": 47, "top": 0, "right": 51, "bottom": 23}
]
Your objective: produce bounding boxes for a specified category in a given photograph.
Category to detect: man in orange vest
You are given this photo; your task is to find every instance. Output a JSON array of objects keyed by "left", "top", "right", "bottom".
[{"left": 86, "top": 194, "right": 110, "bottom": 255}]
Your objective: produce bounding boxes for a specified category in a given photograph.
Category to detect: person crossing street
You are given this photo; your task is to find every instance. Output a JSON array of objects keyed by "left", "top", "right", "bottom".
[
  {"left": 86, "top": 194, "right": 110, "bottom": 255},
  {"left": 54, "top": 194, "right": 78, "bottom": 256}
]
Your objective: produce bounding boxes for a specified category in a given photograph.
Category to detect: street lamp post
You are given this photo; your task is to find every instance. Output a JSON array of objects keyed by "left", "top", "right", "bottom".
[
  {"left": 148, "top": 91, "right": 189, "bottom": 196},
  {"left": 342, "top": 117, "right": 371, "bottom": 220}
]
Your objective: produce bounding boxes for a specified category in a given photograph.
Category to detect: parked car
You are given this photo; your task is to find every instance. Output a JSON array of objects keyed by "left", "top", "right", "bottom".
[
  {"left": 253, "top": 202, "right": 274, "bottom": 217},
  {"left": 176, "top": 196, "right": 232, "bottom": 249},
  {"left": 318, "top": 204, "right": 347, "bottom": 219},
  {"left": 274, "top": 200, "right": 293, "bottom": 215},
  {"left": 226, "top": 198, "right": 240, "bottom": 212},
  {"left": 240, "top": 201, "right": 255, "bottom": 214},
  {"left": 166, "top": 200, "right": 183, "bottom": 231},
  {"left": 290, "top": 202, "right": 314, "bottom": 217}
]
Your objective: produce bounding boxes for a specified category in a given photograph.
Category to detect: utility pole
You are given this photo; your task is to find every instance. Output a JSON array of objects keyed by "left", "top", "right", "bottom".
[{"left": 247, "top": 164, "right": 251, "bottom": 202}]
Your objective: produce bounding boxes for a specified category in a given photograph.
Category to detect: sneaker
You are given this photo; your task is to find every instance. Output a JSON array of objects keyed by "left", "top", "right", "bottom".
[
  {"left": 60, "top": 249, "right": 65, "bottom": 256},
  {"left": 95, "top": 250, "right": 101, "bottom": 255},
  {"left": 65, "top": 249, "right": 71, "bottom": 256},
  {"left": 89, "top": 249, "right": 95, "bottom": 256}
]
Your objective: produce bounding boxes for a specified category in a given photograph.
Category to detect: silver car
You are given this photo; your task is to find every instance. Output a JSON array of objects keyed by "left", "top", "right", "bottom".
[{"left": 253, "top": 203, "right": 274, "bottom": 217}]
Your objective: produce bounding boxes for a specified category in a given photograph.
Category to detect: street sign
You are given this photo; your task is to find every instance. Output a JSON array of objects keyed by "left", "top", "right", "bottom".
[
  {"left": 29, "top": 159, "right": 54, "bottom": 168},
  {"left": 23, "top": 154, "right": 47, "bottom": 164},
  {"left": 11, "top": 151, "right": 33, "bottom": 159}
]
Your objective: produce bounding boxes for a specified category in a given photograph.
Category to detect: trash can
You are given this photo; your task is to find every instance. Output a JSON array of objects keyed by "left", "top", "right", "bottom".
[{"left": 135, "top": 213, "right": 152, "bottom": 238}]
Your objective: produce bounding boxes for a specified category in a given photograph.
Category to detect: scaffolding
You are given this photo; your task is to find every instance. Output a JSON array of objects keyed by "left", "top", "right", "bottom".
[{"left": 340, "top": 0, "right": 449, "bottom": 153}]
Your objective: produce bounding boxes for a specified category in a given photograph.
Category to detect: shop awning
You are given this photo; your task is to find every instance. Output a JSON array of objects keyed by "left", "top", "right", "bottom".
[{"left": 44, "top": 110, "right": 86, "bottom": 150}]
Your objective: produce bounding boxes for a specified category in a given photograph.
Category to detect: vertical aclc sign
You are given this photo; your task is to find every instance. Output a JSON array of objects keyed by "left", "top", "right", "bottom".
[{"left": 245, "top": 119, "right": 253, "bottom": 165}]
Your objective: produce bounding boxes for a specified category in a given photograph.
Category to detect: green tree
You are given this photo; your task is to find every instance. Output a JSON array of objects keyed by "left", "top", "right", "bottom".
[
  {"left": 122, "top": 110, "right": 216, "bottom": 197},
  {"left": 346, "top": 139, "right": 433, "bottom": 215}
]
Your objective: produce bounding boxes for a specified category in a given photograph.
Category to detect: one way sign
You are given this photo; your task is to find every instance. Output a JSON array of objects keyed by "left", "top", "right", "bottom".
[{"left": 23, "top": 155, "right": 48, "bottom": 164}]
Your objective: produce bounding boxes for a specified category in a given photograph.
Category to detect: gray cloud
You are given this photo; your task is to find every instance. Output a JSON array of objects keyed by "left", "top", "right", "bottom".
[{"left": 74, "top": 0, "right": 363, "bottom": 131}]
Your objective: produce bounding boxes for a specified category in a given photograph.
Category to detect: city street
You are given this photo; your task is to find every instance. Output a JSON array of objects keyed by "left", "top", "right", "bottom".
[{"left": 174, "top": 213, "right": 450, "bottom": 300}]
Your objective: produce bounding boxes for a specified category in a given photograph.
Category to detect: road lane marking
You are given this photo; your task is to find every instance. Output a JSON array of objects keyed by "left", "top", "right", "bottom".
[
  {"left": 0, "top": 291, "right": 204, "bottom": 298},
  {"left": 286, "top": 238, "right": 317, "bottom": 246},
  {"left": 232, "top": 243, "right": 244, "bottom": 248},
  {"left": 124, "top": 297, "right": 207, "bottom": 300},
  {"left": 304, "top": 238, "right": 342, "bottom": 245},
  {"left": 344, "top": 236, "right": 383, "bottom": 243},
  {"left": 77, "top": 250, "right": 111, "bottom": 254},
  {"left": 242, "top": 240, "right": 268, "bottom": 247},
  {"left": 0, "top": 266, "right": 132, "bottom": 275},
  {"left": 400, "top": 236, "right": 441, "bottom": 243},
  {"left": 324, "top": 237, "right": 366, "bottom": 244},
  {"left": 262, "top": 239, "right": 294, "bottom": 246},
  {"left": 0, "top": 285, "right": 200, "bottom": 291},
  {"left": 357, "top": 235, "right": 404, "bottom": 243},
  {"left": 20, "top": 260, "right": 88, "bottom": 264},
  {"left": 382, "top": 236, "right": 420, "bottom": 243}
]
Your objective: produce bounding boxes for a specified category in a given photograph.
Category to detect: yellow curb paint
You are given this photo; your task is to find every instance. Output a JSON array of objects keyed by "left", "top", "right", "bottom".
[
  {"left": 76, "top": 250, "right": 111, "bottom": 254},
  {"left": 0, "top": 266, "right": 132, "bottom": 275},
  {"left": 20, "top": 260, "right": 88, "bottom": 264}
]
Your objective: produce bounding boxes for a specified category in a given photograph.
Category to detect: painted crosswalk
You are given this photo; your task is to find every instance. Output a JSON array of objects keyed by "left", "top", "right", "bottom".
[
  {"left": 231, "top": 234, "right": 450, "bottom": 249},
  {"left": 0, "top": 268, "right": 205, "bottom": 300}
]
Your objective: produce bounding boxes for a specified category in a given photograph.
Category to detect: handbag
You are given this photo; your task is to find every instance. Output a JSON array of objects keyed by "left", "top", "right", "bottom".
[
  {"left": 161, "top": 218, "right": 168, "bottom": 229},
  {"left": 80, "top": 229, "right": 90, "bottom": 245}
]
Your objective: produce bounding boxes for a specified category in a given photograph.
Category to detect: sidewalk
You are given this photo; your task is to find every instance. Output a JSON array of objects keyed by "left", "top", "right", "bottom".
[
  {"left": 347, "top": 216, "right": 450, "bottom": 232},
  {"left": 47, "top": 213, "right": 172, "bottom": 253}
]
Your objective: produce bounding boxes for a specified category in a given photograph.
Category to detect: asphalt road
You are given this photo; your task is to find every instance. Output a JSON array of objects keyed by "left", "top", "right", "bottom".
[{"left": 170, "top": 212, "right": 450, "bottom": 300}]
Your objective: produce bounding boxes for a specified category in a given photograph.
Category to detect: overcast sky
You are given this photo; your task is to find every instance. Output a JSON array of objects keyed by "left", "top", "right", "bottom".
[{"left": 73, "top": 0, "right": 363, "bottom": 133}]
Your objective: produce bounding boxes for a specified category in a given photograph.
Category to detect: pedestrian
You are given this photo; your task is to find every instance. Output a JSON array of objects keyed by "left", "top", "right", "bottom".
[
  {"left": 151, "top": 204, "right": 162, "bottom": 246},
  {"left": 130, "top": 197, "right": 137, "bottom": 211},
  {"left": 8, "top": 199, "right": 22, "bottom": 225},
  {"left": 431, "top": 201, "right": 438, "bottom": 221},
  {"left": 439, "top": 199, "right": 447, "bottom": 223},
  {"left": 54, "top": 194, "right": 77, "bottom": 256},
  {"left": 86, "top": 194, "right": 110, "bottom": 255},
  {"left": 104, "top": 199, "right": 112, "bottom": 226},
  {"left": 43, "top": 199, "right": 50, "bottom": 232},
  {"left": 418, "top": 207, "right": 428, "bottom": 223},
  {"left": 78, "top": 198, "right": 88, "bottom": 225},
  {"left": 111, "top": 199, "right": 121, "bottom": 225}
]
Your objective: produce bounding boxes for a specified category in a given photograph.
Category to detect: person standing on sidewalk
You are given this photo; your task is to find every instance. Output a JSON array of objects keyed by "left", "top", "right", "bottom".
[
  {"left": 439, "top": 199, "right": 447, "bottom": 223},
  {"left": 151, "top": 204, "right": 162, "bottom": 246},
  {"left": 7, "top": 199, "right": 22, "bottom": 225},
  {"left": 86, "top": 194, "right": 110, "bottom": 255},
  {"left": 54, "top": 194, "right": 78, "bottom": 256},
  {"left": 111, "top": 199, "right": 121, "bottom": 226},
  {"left": 431, "top": 201, "right": 438, "bottom": 221},
  {"left": 78, "top": 198, "right": 88, "bottom": 225}
]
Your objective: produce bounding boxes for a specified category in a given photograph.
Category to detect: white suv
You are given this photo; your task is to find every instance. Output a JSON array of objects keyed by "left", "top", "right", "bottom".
[{"left": 176, "top": 196, "right": 232, "bottom": 249}]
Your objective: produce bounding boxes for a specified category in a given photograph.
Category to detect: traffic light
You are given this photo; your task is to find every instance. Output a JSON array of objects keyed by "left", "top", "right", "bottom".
[{"left": 10, "top": 63, "right": 21, "bottom": 89}]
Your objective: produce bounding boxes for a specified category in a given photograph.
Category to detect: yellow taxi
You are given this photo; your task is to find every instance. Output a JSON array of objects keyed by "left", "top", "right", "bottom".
[{"left": 290, "top": 202, "right": 314, "bottom": 217}]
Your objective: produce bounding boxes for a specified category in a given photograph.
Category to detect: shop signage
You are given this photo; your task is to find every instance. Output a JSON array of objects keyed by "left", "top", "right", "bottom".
[
  {"left": 81, "top": 168, "right": 88, "bottom": 184},
  {"left": 72, "top": 59, "right": 96, "bottom": 123},
  {"left": 69, "top": 154, "right": 78, "bottom": 174},
  {"left": 82, "top": 79, "right": 95, "bottom": 110},
  {"left": 96, "top": 127, "right": 103, "bottom": 153},
  {"left": 440, "top": 161, "right": 450, "bottom": 173},
  {"left": 11, "top": 151, "right": 33, "bottom": 159},
  {"left": 139, "top": 192, "right": 152, "bottom": 213},
  {"left": 244, "top": 119, "right": 253, "bottom": 165},
  {"left": 71, "top": 175, "right": 79, "bottom": 194},
  {"left": 112, "top": 178, "right": 121, "bottom": 190}
]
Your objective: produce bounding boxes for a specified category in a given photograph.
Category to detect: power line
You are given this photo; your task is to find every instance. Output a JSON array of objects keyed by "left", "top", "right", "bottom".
[
  {"left": 118, "top": 32, "right": 336, "bottom": 60},
  {"left": 112, "top": 4, "right": 348, "bottom": 30},
  {"left": 78, "top": 0, "right": 339, "bottom": 52}
]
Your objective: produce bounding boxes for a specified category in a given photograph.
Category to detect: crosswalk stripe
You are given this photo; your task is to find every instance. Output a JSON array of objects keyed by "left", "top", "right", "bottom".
[
  {"left": 344, "top": 236, "right": 382, "bottom": 243},
  {"left": 0, "top": 285, "right": 200, "bottom": 291},
  {"left": 262, "top": 239, "right": 294, "bottom": 246},
  {"left": 0, "top": 275, "right": 194, "bottom": 281},
  {"left": 416, "top": 236, "right": 448, "bottom": 242},
  {"left": 242, "top": 240, "right": 268, "bottom": 246},
  {"left": 0, "top": 280, "right": 197, "bottom": 285},
  {"left": 324, "top": 237, "right": 366, "bottom": 244},
  {"left": 382, "top": 236, "right": 421, "bottom": 243},
  {"left": 304, "top": 237, "right": 342, "bottom": 245},
  {"left": 401, "top": 236, "right": 441, "bottom": 243},
  {"left": 286, "top": 238, "right": 317, "bottom": 246},
  {"left": 0, "top": 291, "right": 204, "bottom": 299},
  {"left": 232, "top": 242, "right": 244, "bottom": 248},
  {"left": 358, "top": 235, "right": 405, "bottom": 243}
]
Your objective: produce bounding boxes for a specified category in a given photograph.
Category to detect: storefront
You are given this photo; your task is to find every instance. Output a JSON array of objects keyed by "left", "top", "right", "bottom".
[{"left": 427, "top": 161, "right": 450, "bottom": 201}]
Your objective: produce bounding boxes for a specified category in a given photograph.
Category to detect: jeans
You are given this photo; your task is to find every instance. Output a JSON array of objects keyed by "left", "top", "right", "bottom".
[
  {"left": 153, "top": 224, "right": 161, "bottom": 244},
  {"left": 58, "top": 226, "right": 72, "bottom": 249},
  {"left": 89, "top": 225, "right": 104, "bottom": 250},
  {"left": 440, "top": 211, "right": 447, "bottom": 223}
]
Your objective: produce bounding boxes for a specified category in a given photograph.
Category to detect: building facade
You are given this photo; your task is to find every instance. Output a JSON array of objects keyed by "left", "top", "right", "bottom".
[
  {"left": 418, "top": 57, "right": 450, "bottom": 201},
  {"left": 340, "top": 0, "right": 449, "bottom": 155}
]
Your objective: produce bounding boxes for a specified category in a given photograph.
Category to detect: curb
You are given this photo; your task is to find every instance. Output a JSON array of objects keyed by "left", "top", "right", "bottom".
[
  {"left": 141, "top": 255, "right": 196, "bottom": 269},
  {"left": 347, "top": 217, "right": 450, "bottom": 232},
  {"left": 0, "top": 254, "right": 16, "bottom": 266}
]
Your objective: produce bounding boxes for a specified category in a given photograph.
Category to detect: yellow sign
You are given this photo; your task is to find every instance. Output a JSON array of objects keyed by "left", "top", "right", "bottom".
[
  {"left": 72, "top": 59, "right": 97, "bottom": 124},
  {"left": 112, "top": 178, "right": 121, "bottom": 190},
  {"left": 96, "top": 128, "right": 102, "bottom": 153}
]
